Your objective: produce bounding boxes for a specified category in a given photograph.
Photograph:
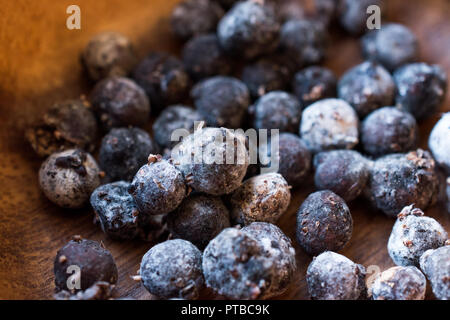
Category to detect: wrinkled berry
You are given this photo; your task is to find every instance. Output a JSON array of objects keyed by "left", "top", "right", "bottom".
[
  {"left": 369, "top": 266, "right": 426, "bottom": 300},
  {"left": 420, "top": 244, "right": 450, "bottom": 300},
  {"left": 361, "top": 107, "right": 417, "bottom": 157},
  {"left": 230, "top": 173, "right": 291, "bottom": 225},
  {"left": 129, "top": 157, "right": 186, "bottom": 215},
  {"left": 241, "top": 55, "right": 292, "bottom": 99},
  {"left": 250, "top": 91, "right": 302, "bottom": 133},
  {"left": 81, "top": 31, "right": 137, "bottom": 81},
  {"left": 297, "top": 190, "right": 353, "bottom": 255},
  {"left": 314, "top": 150, "right": 369, "bottom": 201},
  {"left": 300, "top": 98, "right": 359, "bottom": 153},
  {"left": 26, "top": 99, "right": 98, "bottom": 157},
  {"left": 167, "top": 193, "right": 230, "bottom": 249},
  {"left": 54, "top": 281, "right": 115, "bottom": 300},
  {"left": 99, "top": 127, "right": 158, "bottom": 182},
  {"left": 292, "top": 66, "right": 337, "bottom": 107},
  {"left": 152, "top": 105, "right": 204, "bottom": 149},
  {"left": 338, "top": 61, "right": 395, "bottom": 118},
  {"left": 39, "top": 149, "right": 101, "bottom": 208},
  {"left": 217, "top": 0, "right": 280, "bottom": 59},
  {"left": 140, "top": 239, "right": 204, "bottom": 299},
  {"left": 182, "top": 34, "right": 232, "bottom": 81},
  {"left": 242, "top": 222, "right": 296, "bottom": 299},
  {"left": 54, "top": 237, "right": 118, "bottom": 292},
  {"left": 90, "top": 77, "right": 150, "bottom": 130},
  {"left": 132, "top": 52, "right": 191, "bottom": 112},
  {"left": 428, "top": 112, "right": 450, "bottom": 175},
  {"left": 202, "top": 228, "right": 275, "bottom": 299},
  {"left": 388, "top": 205, "right": 447, "bottom": 267},
  {"left": 280, "top": 19, "right": 327, "bottom": 68},
  {"left": 171, "top": 0, "right": 224, "bottom": 41},
  {"left": 172, "top": 127, "right": 249, "bottom": 195},
  {"left": 191, "top": 76, "right": 250, "bottom": 128},
  {"left": 90, "top": 181, "right": 166, "bottom": 241},
  {"left": 394, "top": 63, "right": 447, "bottom": 120},
  {"left": 306, "top": 251, "right": 367, "bottom": 300},
  {"left": 366, "top": 149, "right": 439, "bottom": 217},
  {"left": 361, "top": 23, "right": 418, "bottom": 71}
]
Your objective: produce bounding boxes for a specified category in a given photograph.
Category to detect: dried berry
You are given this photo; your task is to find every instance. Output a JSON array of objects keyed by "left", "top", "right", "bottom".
[
  {"left": 129, "top": 157, "right": 186, "bottom": 216},
  {"left": 369, "top": 266, "right": 426, "bottom": 300},
  {"left": 90, "top": 77, "right": 150, "bottom": 130},
  {"left": 366, "top": 149, "right": 439, "bottom": 217},
  {"left": 388, "top": 205, "right": 447, "bottom": 267},
  {"left": 90, "top": 181, "right": 166, "bottom": 241},
  {"left": 250, "top": 91, "right": 302, "bottom": 133},
  {"left": 394, "top": 63, "right": 447, "bottom": 120},
  {"left": 429, "top": 112, "right": 450, "bottom": 175},
  {"left": 292, "top": 66, "right": 337, "bottom": 107},
  {"left": 39, "top": 149, "right": 101, "bottom": 208},
  {"left": 202, "top": 228, "right": 275, "bottom": 299},
  {"left": 311, "top": 0, "right": 337, "bottom": 27},
  {"left": 132, "top": 52, "right": 191, "bottom": 113},
  {"left": 314, "top": 150, "right": 369, "bottom": 202},
  {"left": 241, "top": 55, "right": 293, "bottom": 99},
  {"left": 420, "top": 244, "right": 450, "bottom": 300},
  {"left": 300, "top": 98, "right": 359, "bottom": 153},
  {"left": 152, "top": 105, "right": 204, "bottom": 149},
  {"left": 217, "top": 0, "right": 280, "bottom": 59},
  {"left": 182, "top": 34, "right": 232, "bottom": 81},
  {"left": 361, "top": 23, "right": 418, "bottom": 71},
  {"left": 98, "top": 127, "right": 157, "bottom": 182},
  {"left": 191, "top": 76, "right": 250, "bottom": 128},
  {"left": 273, "top": 133, "right": 311, "bottom": 188},
  {"left": 280, "top": 19, "right": 327, "bottom": 68},
  {"left": 171, "top": 0, "right": 224, "bottom": 41},
  {"left": 306, "top": 251, "right": 367, "bottom": 300},
  {"left": 173, "top": 127, "right": 249, "bottom": 195},
  {"left": 54, "top": 237, "right": 118, "bottom": 292},
  {"left": 167, "top": 193, "right": 231, "bottom": 249},
  {"left": 361, "top": 107, "right": 417, "bottom": 157},
  {"left": 231, "top": 173, "right": 291, "bottom": 225},
  {"left": 297, "top": 190, "right": 353, "bottom": 255},
  {"left": 140, "top": 239, "right": 204, "bottom": 299},
  {"left": 242, "top": 222, "right": 296, "bottom": 299},
  {"left": 54, "top": 281, "right": 115, "bottom": 300},
  {"left": 338, "top": 0, "right": 384, "bottom": 35},
  {"left": 81, "top": 31, "right": 137, "bottom": 81},
  {"left": 338, "top": 61, "right": 395, "bottom": 118},
  {"left": 26, "top": 99, "right": 98, "bottom": 157}
]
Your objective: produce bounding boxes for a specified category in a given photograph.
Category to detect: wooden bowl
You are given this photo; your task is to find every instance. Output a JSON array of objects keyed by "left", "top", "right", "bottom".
[{"left": 0, "top": 0, "right": 449, "bottom": 299}]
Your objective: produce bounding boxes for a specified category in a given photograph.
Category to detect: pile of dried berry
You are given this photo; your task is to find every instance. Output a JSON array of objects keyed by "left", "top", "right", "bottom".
[{"left": 26, "top": 0, "right": 449, "bottom": 300}]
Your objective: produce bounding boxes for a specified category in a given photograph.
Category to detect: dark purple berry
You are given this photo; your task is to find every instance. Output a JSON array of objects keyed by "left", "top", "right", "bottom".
[
  {"left": 429, "top": 113, "right": 450, "bottom": 175},
  {"left": 420, "top": 244, "right": 450, "bottom": 300},
  {"left": 292, "top": 66, "right": 337, "bottom": 107},
  {"left": 338, "top": 0, "right": 384, "bottom": 35}
]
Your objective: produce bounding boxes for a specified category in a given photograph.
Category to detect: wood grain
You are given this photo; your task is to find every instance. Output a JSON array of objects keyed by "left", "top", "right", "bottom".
[{"left": 0, "top": 0, "right": 449, "bottom": 300}]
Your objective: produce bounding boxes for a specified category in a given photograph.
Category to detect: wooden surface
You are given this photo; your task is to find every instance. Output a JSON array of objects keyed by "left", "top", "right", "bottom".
[{"left": 0, "top": 0, "right": 449, "bottom": 300}]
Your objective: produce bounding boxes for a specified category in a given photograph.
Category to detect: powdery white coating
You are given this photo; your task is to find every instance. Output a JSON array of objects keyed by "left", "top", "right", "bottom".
[
  {"left": 191, "top": 76, "right": 250, "bottom": 129},
  {"left": 251, "top": 91, "right": 302, "bottom": 133},
  {"left": 217, "top": 1, "right": 280, "bottom": 59},
  {"left": 369, "top": 266, "right": 426, "bottom": 300},
  {"left": 129, "top": 159, "right": 186, "bottom": 216},
  {"left": 172, "top": 127, "right": 249, "bottom": 195},
  {"left": 420, "top": 244, "right": 450, "bottom": 300},
  {"left": 230, "top": 173, "right": 291, "bottom": 225},
  {"left": 388, "top": 205, "right": 448, "bottom": 267},
  {"left": 361, "top": 23, "right": 418, "bottom": 71},
  {"left": 306, "top": 251, "right": 366, "bottom": 300},
  {"left": 202, "top": 228, "right": 275, "bottom": 299},
  {"left": 140, "top": 239, "right": 204, "bottom": 299},
  {"left": 39, "top": 149, "right": 100, "bottom": 208},
  {"left": 292, "top": 66, "right": 337, "bottom": 107},
  {"left": 152, "top": 105, "right": 204, "bottom": 149},
  {"left": 242, "top": 222, "right": 296, "bottom": 299},
  {"left": 429, "top": 113, "right": 450, "bottom": 175},
  {"left": 299, "top": 98, "right": 359, "bottom": 153},
  {"left": 337, "top": 61, "right": 395, "bottom": 118}
]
